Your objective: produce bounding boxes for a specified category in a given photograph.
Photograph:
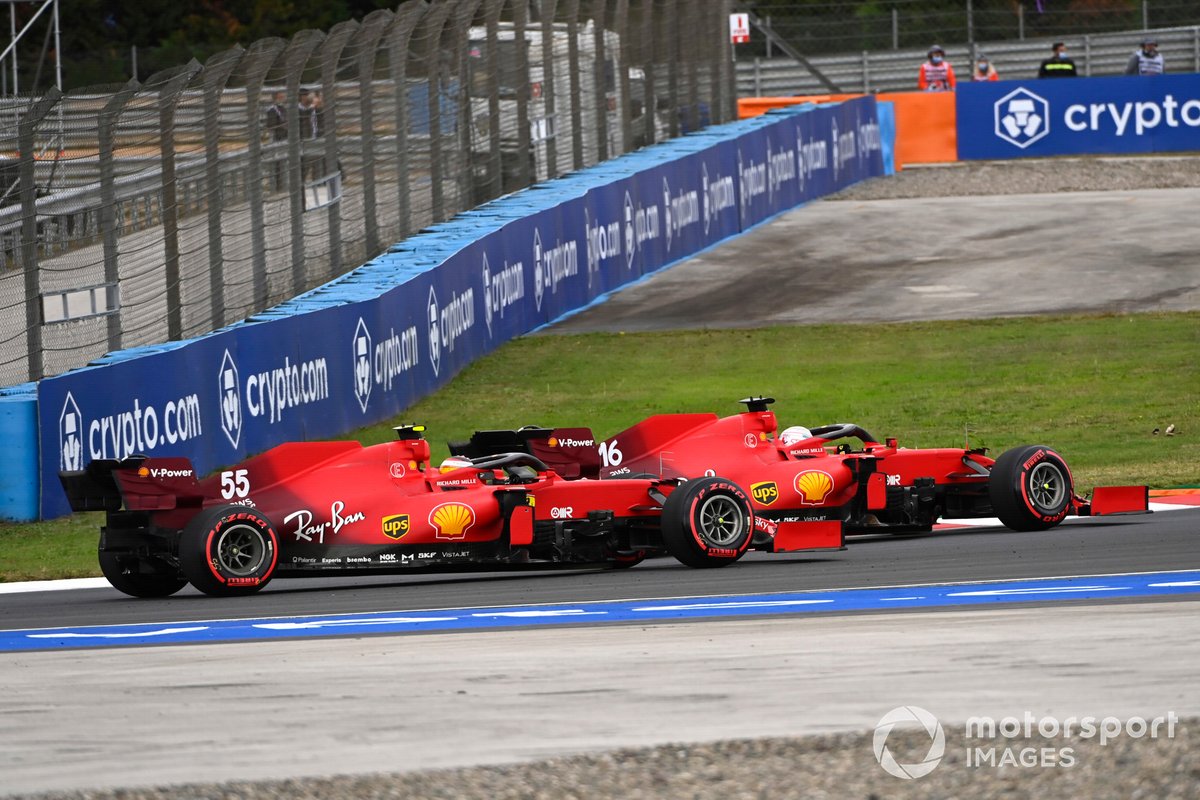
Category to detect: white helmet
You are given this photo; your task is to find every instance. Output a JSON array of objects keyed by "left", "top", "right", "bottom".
[{"left": 778, "top": 426, "right": 813, "bottom": 446}]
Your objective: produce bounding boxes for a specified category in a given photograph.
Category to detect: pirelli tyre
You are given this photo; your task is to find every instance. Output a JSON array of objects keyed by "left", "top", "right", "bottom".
[
  {"left": 98, "top": 551, "right": 188, "bottom": 598},
  {"left": 661, "top": 477, "right": 754, "bottom": 568},
  {"left": 988, "top": 445, "right": 1074, "bottom": 531},
  {"left": 180, "top": 505, "right": 279, "bottom": 596}
]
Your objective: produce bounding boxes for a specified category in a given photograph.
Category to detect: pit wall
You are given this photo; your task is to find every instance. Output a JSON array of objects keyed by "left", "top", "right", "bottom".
[
  {"left": 14, "top": 98, "right": 886, "bottom": 521},
  {"left": 742, "top": 72, "right": 1200, "bottom": 165}
]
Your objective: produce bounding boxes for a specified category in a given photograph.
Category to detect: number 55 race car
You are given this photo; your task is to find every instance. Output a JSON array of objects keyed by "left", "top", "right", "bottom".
[
  {"left": 58, "top": 425, "right": 843, "bottom": 599},
  {"left": 449, "top": 398, "right": 1149, "bottom": 539}
]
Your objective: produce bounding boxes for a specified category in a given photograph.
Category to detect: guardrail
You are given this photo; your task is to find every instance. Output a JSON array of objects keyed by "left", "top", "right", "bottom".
[{"left": 738, "top": 25, "right": 1200, "bottom": 95}]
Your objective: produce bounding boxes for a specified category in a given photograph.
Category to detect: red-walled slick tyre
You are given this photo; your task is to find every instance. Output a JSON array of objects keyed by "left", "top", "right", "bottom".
[
  {"left": 988, "top": 445, "right": 1074, "bottom": 532},
  {"left": 661, "top": 477, "right": 754, "bottom": 568},
  {"left": 180, "top": 505, "right": 279, "bottom": 596}
]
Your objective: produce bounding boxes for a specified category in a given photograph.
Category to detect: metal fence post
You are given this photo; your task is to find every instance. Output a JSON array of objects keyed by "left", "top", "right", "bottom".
[
  {"left": 482, "top": 0, "right": 504, "bottom": 202},
  {"left": 539, "top": 0, "right": 560, "bottom": 175},
  {"left": 421, "top": 2, "right": 455, "bottom": 223},
  {"left": 283, "top": 31, "right": 324, "bottom": 297},
  {"left": 240, "top": 38, "right": 286, "bottom": 311},
  {"left": 590, "top": 0, "right": 609, "bottom": 163},
  {"left": 389, "top": 2, "right": 427, "bottom": 240},
  {"left": 637, "top": 0, "right": 656, "bottom": 145},
  {"left": 564, "top": 0, "right": 584, "bottom": 170},
  {"left": 98, "top": 79, "right": 140, "bottom": 357},
  {"left": 613, "top": 0, "right": 632, "bottom": 154},
  {"left": 152, "top": 62, "right": 203, "bottom": 342},
  {"left": 201, "top": 47, "right": 244, "bottom": 330},
  {"left": 662, "top": 0, "right": 680, "bottom": 138},
  {"left": 319, "top": 21, "right": 357, "bottom": 283},
  {"left": 17, "top": 89, "right": 61, "bottom": 381},
  {"left": 514, "top": 0, "right": 533, "bottom": 184},
  {"left": 354, "top": 11, "right": 393, "bottom": 260}
]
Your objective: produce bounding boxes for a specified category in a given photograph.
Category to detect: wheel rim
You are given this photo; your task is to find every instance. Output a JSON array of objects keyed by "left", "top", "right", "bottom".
[
  {"left": 215, "top": 524, "right": 267, "bottom": 576},
  {"left": 696, "top": 494, "right": 746, "bottom": 547},
  {"left": 1027, "top": 462, "right": 1067, "bottom": 512}
]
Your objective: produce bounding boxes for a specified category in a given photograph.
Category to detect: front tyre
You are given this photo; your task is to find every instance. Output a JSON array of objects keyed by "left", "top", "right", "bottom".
[
  {"left": 180, "top": 506, "right": 279, "bottom": 596},
  {"left": 98, "top": 551, "right": 187, "bottom": 598},
  {"left": 661, "top": 477, "right": 754, "bottom": 568},
  {"left": 988, "top": 445, "right": 1073, "bottom": 531}
]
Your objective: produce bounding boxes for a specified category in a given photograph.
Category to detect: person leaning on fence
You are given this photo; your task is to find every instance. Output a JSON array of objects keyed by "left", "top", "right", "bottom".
[
  {"left": 1038, "top": 42, "right": 1078, "bottom": 78},
  {"left": 918, "top": 45, "right": 956, "bottom": 91},
  {"left": 265, "top": 92, "right": 288, "bottom": 190},
  {"left": 972, "top": 54, "right": 999, "bottom": 82},
  {"left": 1125, "top": 38, "right": 1164, "bottom": 75}
]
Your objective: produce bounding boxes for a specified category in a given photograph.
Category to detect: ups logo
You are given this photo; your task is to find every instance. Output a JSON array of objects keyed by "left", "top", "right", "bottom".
[
  {"left": 751, "top": 481, "right": 779, "bottom": 506},
  {"left": 382, "top": 514, "right": 411, "bottom": 540}
]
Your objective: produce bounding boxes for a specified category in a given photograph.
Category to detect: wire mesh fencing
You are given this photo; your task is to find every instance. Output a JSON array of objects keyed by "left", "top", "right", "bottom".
[
  {"left": 743, "top": 0, "right": 1200, "bottom": 57},
  {"left": 0, "top": 0, "right": 735, "bottom": 386}
]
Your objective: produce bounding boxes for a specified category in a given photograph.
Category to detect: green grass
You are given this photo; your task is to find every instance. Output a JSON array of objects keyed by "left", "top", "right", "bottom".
[{"left": 2, "top": 312, "right": 1196, "bottom": 582}]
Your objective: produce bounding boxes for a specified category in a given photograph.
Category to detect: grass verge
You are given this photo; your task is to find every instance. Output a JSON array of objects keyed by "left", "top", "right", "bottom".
[{"left": 2, "top": 312, "right": 1196, "bottom": 582}]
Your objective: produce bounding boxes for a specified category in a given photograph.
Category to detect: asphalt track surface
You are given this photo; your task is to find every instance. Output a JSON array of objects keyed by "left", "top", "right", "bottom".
[
  {"left": 547, "top": 186, "right": 1200, "bottom": 333},
  {"left": 4, "top": 510, "right": 1197, "bottom": 632}
]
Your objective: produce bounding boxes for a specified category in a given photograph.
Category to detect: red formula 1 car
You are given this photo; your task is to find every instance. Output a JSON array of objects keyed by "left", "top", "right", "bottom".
[
  {"left": 59, "top": 425, "right": 842, "bottom": 598},
  {"left": 449, "top": 398, "right": 1149, "bottom": 542}
]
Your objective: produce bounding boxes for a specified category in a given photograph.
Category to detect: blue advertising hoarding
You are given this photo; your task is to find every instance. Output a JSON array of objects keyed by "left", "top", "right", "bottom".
[
  {"left": 35, "top": 98, "right": 886, "bottom": 519},
  {"left": 957, "top": 73, "right": 1200, "bottom": 160}
]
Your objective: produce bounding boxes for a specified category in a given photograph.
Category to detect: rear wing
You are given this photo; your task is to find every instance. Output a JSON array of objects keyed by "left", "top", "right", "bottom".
[
  {"left": 59, "top": 457, "right": 204, "bottom": 513},
  {"left": 449, "top": 427, "right": 601, "bottom": 478}
]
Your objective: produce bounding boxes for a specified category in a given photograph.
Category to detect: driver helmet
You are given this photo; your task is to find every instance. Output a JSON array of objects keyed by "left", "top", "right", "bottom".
[
  {"left": 778, "top": 426, "right": 813, "bottom": 446},
  {"left": 439, "top": 455, "right": 473, "bottom": 473}
]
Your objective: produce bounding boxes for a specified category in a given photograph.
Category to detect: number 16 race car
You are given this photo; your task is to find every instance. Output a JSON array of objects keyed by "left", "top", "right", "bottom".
[
  {"left": 449, "top": 398, "right": 1149, "bottom": 538},
  {"left": 58, "top": 425, "right": 843, "bottom": 598}
]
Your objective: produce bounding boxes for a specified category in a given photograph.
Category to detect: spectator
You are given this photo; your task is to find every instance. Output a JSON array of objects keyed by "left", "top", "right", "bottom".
[
  {"left": 264, "top": 91, "right": 288, "bottom": 190},
  {"left": 918, "top": 45, "right": 956, "bottom": 92},
  {"left": 265, "top": 91, "right": 287, "bottom": 142},
  {"left": 972, "top": 54, "right": 999, "bottom": 82},
  {"left": 1038, "top": 42, "right": 1078, "bottom": 78},
  {"left": 1125, "top": 38, "right": 1164, "bottom": 75}
]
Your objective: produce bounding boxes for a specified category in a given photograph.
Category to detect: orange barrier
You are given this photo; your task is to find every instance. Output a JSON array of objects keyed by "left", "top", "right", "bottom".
[
  {"left": 737, "top": 92, "right": 959, "bottom": 168},
  {"left": 880, "top": 91, "right": 957, "bottom": 166}
]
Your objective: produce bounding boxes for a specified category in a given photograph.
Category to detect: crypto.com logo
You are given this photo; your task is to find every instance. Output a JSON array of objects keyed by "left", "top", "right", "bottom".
[
  {"left": 218, "top": 349, "right": 242, "bottom": 449},
  {"left": 995, "top": 88, "right": 1050, "bottom": 149},
  {"left": 59, "top": 392, "right": 83, "bottom": 472},
  {"left": 352, "top": 318, "right": 372, "bottom": 413},
  {"left": 873, "top": 705, "right": 946, "bottom": 779}
]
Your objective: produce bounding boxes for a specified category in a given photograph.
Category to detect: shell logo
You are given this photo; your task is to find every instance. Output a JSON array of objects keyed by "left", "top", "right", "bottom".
[
  {"left": 548, "top": 437, "right": 558, "bottom": 447},
  {"left": 429, "top": 502, "right": 476, "bottom": 540},
  {"left": 794, "top": 470, "right": 835, "bottom": 505},
  {"left": 137, "top": 466, "right": 150, "bottom": 477}
]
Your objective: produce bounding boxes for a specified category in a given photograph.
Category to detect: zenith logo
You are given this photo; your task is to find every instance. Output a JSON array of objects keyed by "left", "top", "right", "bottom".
[{"left": 218, "top": 349, "right": 242, "bottom": 449}]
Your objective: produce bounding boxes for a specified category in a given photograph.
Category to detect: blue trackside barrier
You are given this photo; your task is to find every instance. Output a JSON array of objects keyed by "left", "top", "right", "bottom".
[
  {"left": 957, "top": 73, "right": 1200, "bottom": 160},
  {"left": 17, "top": 98, "right": 887, "bottom": 520}
]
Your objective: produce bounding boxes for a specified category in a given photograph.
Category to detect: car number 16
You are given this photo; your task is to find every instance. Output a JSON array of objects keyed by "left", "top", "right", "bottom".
[{"left": 598, "top": 440, "right": 623, "bottom": 467}]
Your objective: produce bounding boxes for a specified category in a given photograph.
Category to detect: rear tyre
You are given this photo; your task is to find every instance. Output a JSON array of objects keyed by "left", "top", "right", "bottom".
[
  {"left": 661, "top": 477, "right": 754, "bottom": 568},
  {"left": 98, "top": 551, "right": 187, "bottom": 598},
  {"left": 180, "top": 506, "right": 278, "bottom": 597},
  {"left": 988, "top": 445, "right": 1073, "bottom": 531}
]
